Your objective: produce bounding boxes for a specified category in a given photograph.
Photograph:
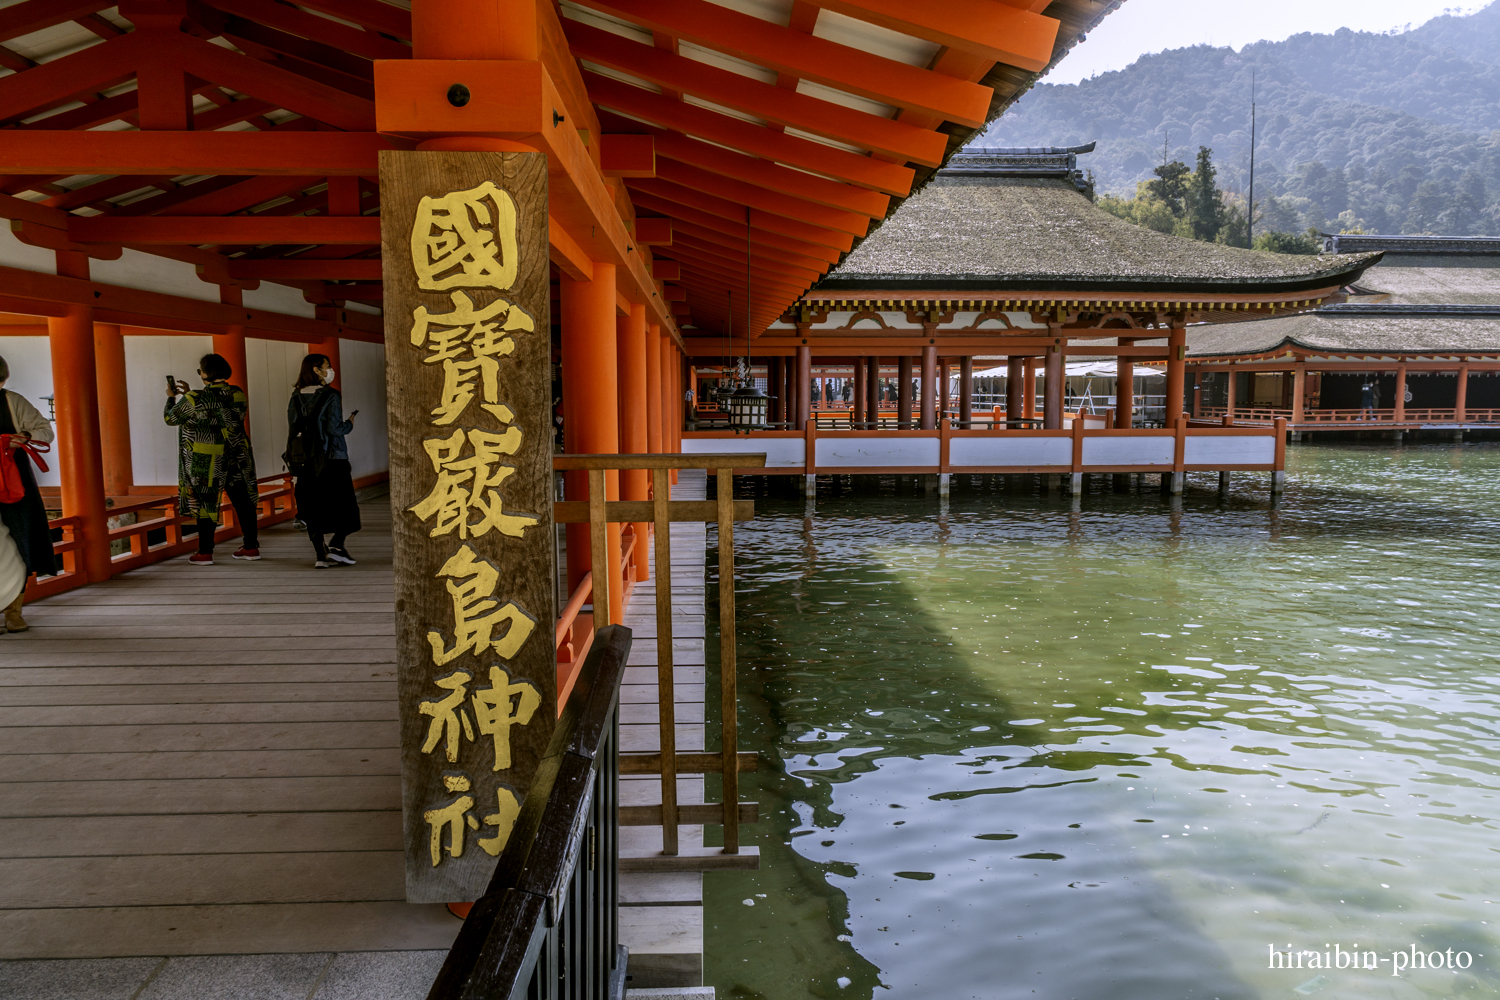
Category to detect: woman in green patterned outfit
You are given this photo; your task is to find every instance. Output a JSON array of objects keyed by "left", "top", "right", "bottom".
[{"left": 165, "top": 353, "right": 259, "bottom": 566}]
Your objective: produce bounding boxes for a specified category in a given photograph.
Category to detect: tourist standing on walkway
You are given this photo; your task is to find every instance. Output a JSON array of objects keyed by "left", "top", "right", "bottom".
[
  {"left": 0, "top": 355, "right": 56, "bottom": 632},
  {"left": 165, "top": 353, "right": 259, "bottom": 567},
  {"left": 286, "top": 354, "right": 360, "bottom": 569}
]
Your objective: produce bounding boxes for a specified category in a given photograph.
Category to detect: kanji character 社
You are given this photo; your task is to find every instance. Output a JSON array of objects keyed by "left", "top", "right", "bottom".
[
  {"left": 408, "top": 426, "right": 539, "bottom": 540},
  {"left": 477, "top": 786, "right": 522, "bottom": 857},
  {"left": 427, "top": 545, "right": 537, "bottom": 666},
  {"left": 418, "top": 668, "right": 475, "bottom": 763},
  {"left": 472, "top": 666, "right": 542, "bottom": 771},
  {"left": 422, "top": 772, "right": 478, "bottom": 867},
  {"left": 410, "top": 181, "right": 519, "bottom": 291}
]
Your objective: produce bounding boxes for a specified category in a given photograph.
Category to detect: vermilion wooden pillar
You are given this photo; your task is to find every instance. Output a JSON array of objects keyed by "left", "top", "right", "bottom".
[
  {"left": 1043, "top": 345, "right": 1064, "bottom": 430},
  {"left": 795, "top": 344, "right": 811, "bottom": 430},
  {"left": 959, "top": 357, "right": 974, "bottom": 427},
  {"left": 645, "top": 323, "right": 663, "bottom": 457},
  {"left": 50, "top": 252, "right": 110, "bottom": 582},
  {"left": 618, "top": 303, "right": 649, "bottom": 582},
  {"left": 1394, "top": 364, "right": 1407, "bottom": 423},
  {"left": 866, "top": 356, "right": 880, "bottom": 427},
  {"left": 1117, "top": 338, "right": 1135, "bottom": 429},
  {"left": 1165, "top": 327, "right": 1187, "bottom": 423},
  {"left": 93, "top": 323, "right": 134, "bottom": 497},
  {"left": 1023, "top": 358, "right": 1037, "bottom": 421},
  {"left": 562, "top": 264, "right": 623, "bottom": 622},
  {"left": 214, "top": 287, "right": 251, "bottom": 408},
  {"left": 852, "top": 357, "right": 866, "bottom": 428},
  {"left": 1006, "top": 356, "right": 1024, "bottom": 424},
  {"left": 919, "top": 345, "right": 936, "bottom": 430},
  {"left": 897, "top": 356, "right": 913, "bottom": 429}
]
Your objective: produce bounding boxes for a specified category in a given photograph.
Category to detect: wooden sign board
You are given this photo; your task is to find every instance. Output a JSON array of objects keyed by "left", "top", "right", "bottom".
[{"left": 379, "top": 150, "right": 556, "bottom": 903}]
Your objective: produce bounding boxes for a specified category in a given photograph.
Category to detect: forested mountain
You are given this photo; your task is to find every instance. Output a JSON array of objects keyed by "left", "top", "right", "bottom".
[{"left": 984, "top": 3, "right": 1500, "bottom": 236}]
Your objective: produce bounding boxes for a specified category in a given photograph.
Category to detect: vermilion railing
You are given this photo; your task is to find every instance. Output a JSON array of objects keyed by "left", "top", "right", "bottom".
[
  {"left": 24, "top": 471, "right": 297, "bottom": 601},
  {"left": 1200, "top": 406, "right": 1500, "bottom": 425}
]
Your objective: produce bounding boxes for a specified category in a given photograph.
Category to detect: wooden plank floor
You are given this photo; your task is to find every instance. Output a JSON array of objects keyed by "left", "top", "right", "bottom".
[
  {"left": 0, "top": 494, "right": 462, "bottom": 959},
  {"left": 618, "top": 470, "right": 710, "bottom": 989}
]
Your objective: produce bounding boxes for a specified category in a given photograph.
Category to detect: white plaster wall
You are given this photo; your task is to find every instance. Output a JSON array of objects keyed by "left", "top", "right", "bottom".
[
  {"left": 339, "top": 338, "right": 389, "bottom": 481},
  {"left": 816, "top": 436, "right": 939, "bottom": 468},
  {"left": 0, "top": 337, "right": 60, "bottom": 487},
  {"left": 92, "top": 249, "right": 217, "bottom": 302},
  {"left": 0, "top": 225, "right": 56, "bottom": 273},
  {"left": 243, "top": 281, "right": 317, "bottom": 319},
  {"left": 243, "top": 338, "right": 307, "bottom": 479},
  {"left": 1082, "top": 435, "right": 1174, "bottom": 467},
  {"left": 682, "top": 436, "right": 804, "bottom": 467},
  {"left": 124, "top": 335, "right": 215, "bottom": 486},
  {"left": 1184, "top": 435, "right": 1276, "bottom": 466},
  {"left": 949, "top": 436, "right": 1070, "bottom": 468}
]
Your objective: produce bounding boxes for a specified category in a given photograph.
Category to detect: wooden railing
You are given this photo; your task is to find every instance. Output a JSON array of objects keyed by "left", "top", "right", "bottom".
[
  {"left": 552, "top": 453, "right": 764, "bottom": 861},
  {"left": 428, "top": 624, "right": 632, "bottom": 1000},
  {"left": 1200, "top": 406, "right": 1500, "bottom": 426},
  {"left": 26, "top": 471, "right": 298, "bottom": 601}
]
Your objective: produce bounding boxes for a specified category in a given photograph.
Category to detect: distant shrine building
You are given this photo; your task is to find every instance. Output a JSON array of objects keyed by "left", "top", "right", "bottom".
[
  {"left": 1184, "top": 234, "right": 1500, "bottom": 438},
  {"left": 682, "top": 147, "right": 1380, "bottom": 492}
]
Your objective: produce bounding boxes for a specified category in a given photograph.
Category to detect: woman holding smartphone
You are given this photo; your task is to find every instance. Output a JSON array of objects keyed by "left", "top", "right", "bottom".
[{"left": 286, "top": 354, "right": 360, "bottom": 568}]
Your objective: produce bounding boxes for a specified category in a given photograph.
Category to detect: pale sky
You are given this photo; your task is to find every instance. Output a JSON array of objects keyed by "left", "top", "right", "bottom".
[{"left": 1047, "top": 0, "right": 1489, "bottom": 85}]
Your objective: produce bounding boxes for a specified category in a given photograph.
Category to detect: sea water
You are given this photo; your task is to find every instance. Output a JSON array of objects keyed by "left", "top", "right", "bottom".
[{"left": 703, "top": 442, "right": 1500, "bottom": 1000}]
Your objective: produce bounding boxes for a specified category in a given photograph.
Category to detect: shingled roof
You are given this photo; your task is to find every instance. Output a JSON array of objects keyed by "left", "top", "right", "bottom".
[{"left": 815, "top": 150, "right": 1382, "bottom": 296}]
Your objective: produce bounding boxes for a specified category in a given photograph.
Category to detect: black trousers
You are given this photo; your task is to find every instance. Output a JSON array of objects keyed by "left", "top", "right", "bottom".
[{"left": 197, "top": 481, "right": 259, "bottom": 555}]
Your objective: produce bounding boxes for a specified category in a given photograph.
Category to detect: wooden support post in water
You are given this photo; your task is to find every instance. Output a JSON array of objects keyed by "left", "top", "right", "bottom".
[
  {"left": 717, "top": 468, "right": 740, "bottom": 854},
  {"left": 381, "top": 150, "right": 556, "bottom": 903}
]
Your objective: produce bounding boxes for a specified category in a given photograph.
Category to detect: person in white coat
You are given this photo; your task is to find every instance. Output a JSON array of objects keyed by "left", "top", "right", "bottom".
[{"left": 0, "top": 355, "right": 56, "bottom": 633}]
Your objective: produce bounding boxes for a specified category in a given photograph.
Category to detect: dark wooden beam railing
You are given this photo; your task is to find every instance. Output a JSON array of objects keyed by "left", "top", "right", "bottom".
[{"left": 427, "top": 624, "right": 633, "bottom": 1000}]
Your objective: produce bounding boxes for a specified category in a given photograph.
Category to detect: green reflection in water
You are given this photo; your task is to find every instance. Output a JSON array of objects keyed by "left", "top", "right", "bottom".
[{"left": 703, "top": 444, "right": 1500, "bottom": 1000}]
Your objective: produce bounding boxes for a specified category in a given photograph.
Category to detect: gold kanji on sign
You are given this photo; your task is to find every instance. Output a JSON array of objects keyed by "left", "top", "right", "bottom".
[
  {"left": 408, "top": 426, "right": 538, "bottom": 539},
  {"left": 418, "top": 668, "right": 475, "bottom": 763},
  {"left": 410, "top": 181, "right": 519, "bottom": 291},
  {"left": 427, "top": 544, "right": 537, "bottom": 667},
  {"left": 472, "top": 666, "right": 542, "bottom": 771},
  {"left": 423, "top": 772, "right": 478, "bottom": 867},
  {"left": 410, "top": 290, "right": 536, "bottom": 425},
  {"left": 477, "top": 786, "right": 522, "bottom": 857}
]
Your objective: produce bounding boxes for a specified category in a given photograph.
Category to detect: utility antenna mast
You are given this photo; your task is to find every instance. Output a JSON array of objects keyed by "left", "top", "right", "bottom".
[{"left": 1247, "top": 68, "right": 1257, "bottom": 248}]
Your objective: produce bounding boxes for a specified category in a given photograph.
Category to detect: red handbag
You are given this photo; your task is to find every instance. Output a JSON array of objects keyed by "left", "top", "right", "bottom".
[{"left": 0, "top": 435, "right": 49, "bottom": 504}]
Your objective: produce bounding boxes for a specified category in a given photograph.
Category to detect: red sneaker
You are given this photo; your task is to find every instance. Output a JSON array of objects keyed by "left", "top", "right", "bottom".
[
  {"left": 232, "top": 548, "right": 261, "bottom": 561},
  {"left": 188, "top": 553, "right": 214, "bottom": 566}
]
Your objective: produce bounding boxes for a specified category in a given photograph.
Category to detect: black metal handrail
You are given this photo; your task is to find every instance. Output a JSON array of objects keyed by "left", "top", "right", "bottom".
[{"left": 426, "top": 624, "right": 633, "bottom": 1000}]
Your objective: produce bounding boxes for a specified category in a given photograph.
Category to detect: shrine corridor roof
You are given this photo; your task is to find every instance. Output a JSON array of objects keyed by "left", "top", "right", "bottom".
[{"left": 816, "top": 174, "right": 1381, "bottom": 296}]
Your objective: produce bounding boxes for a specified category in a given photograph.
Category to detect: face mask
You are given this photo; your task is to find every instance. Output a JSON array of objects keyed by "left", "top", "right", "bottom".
[{"left": 322, "top": 368, "right": 336, "bottom": 384}]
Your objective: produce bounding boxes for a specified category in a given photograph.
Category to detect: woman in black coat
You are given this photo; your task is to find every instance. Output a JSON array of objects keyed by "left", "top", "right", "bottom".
[{"left": 287, "top": 354, "right": 361, "bottom": 568}]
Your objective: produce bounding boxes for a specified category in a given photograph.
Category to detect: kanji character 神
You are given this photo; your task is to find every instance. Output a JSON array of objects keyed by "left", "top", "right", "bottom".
[
  {"left": 418, "top": 668, "right": 475, "bottom": 763},
  {"left": 410, "top": 181, "right": 519, "bottom": 291},
  {"left": 472, "top": 666, "right": 542, "bottom": 771},
  {"left": 427, "top": 545, "right": 537, "bottom": 666}
]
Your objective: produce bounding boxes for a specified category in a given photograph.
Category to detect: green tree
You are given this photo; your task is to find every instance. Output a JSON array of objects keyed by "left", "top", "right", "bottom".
[
  {"left": 1185, "top": 146, "right": 1226, "bottom": 241},
  {"left": 1146, "top": 159, "right": 1191, "bottom": 216},
  {"left": 1252, "top": 230, "right": 1320, "bottom": 254}
]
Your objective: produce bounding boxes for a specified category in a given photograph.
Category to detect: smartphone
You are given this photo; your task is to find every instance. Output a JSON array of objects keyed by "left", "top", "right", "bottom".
[
  {"left": 165, "top": 375, "right": 177, "bottom": 393},
  {"left": 348, "top": 410, "right": 359, "bottom": 418}
]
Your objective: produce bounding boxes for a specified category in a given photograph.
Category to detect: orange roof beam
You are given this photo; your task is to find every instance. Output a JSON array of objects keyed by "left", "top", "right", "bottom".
[
  {"left": 585, "top": 73, "right": 913, "bottom": 196},
  {"left": 0, "top": 131, "right": 408, "bottom": 175},
  {"left": 628, "top": 177, "right": 855, "bottom": 253},
  {"left": 630, "top": 192, "right": 841, "bottom": 265},
  {"left": 669, "top": 223, "right": 831, "bottom": 277},
  {"left": 564, "top": 21, "right": 947, "bottom": 166},
  {"left": 570, "top": 0, "right": 993, "bottom": 127},
  {"left": 597, "top": 112, "right": 889, "bottom": 218},
  {"left": 818, "top": 0, "right": 1060, "bottom": 72},
  {"left": 68, "top": 216, "right": 381, "bottom": 244}
]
